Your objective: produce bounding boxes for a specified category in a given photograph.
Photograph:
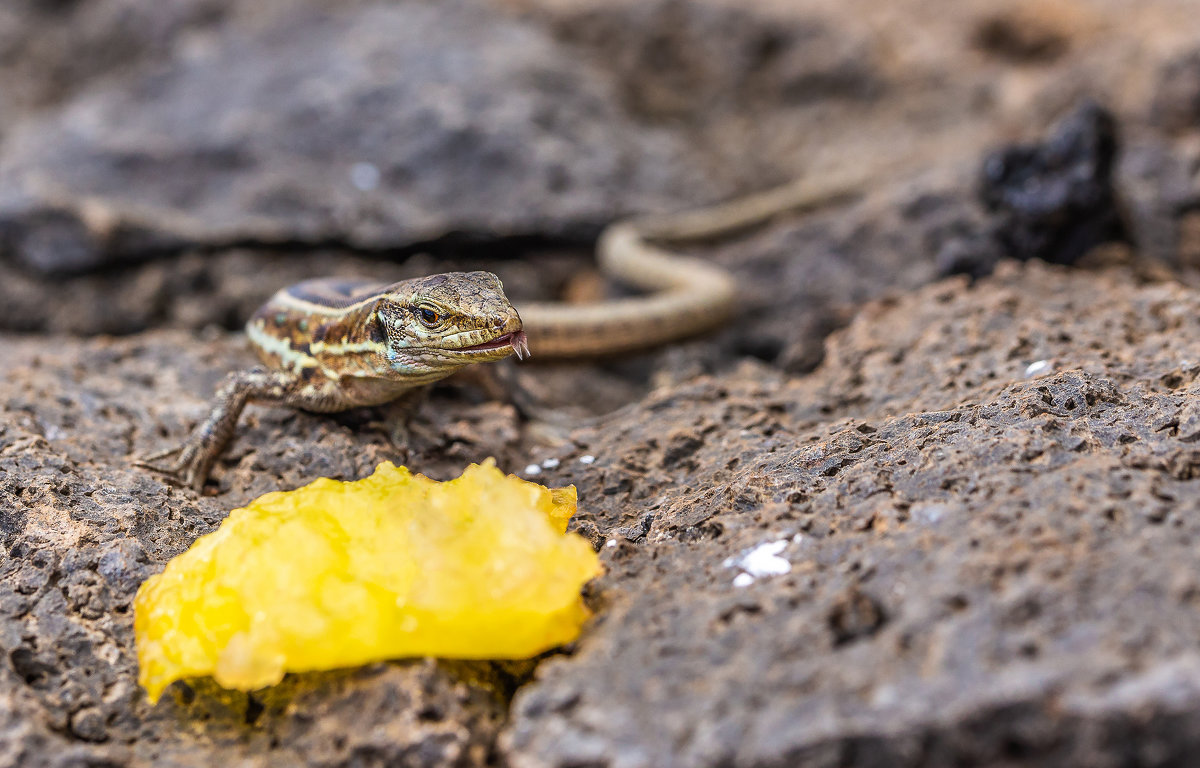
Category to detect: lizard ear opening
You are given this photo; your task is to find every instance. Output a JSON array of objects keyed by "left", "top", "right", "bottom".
[{"left": 366, "top": 312, "right": 389, "bottom": 345}]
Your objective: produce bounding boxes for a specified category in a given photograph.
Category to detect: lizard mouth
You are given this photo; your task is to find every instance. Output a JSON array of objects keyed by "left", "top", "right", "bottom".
[{"left": 461, "top": 330, "right": 530, "bottom": 360}]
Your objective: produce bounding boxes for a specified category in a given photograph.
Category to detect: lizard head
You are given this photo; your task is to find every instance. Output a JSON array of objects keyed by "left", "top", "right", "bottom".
[{"left": 373, "top": 271, "right": 529, "bottom": 373}]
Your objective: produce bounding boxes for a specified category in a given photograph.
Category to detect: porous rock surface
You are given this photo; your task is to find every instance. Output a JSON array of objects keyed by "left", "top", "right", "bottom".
[
  {"left": 505, "top": 260, "right": 1200, "bottom": 767},
  {"left": 0, "top": 332, "right": 516, "bottom": 766},
  {"left": 6, "top": 0, "right": 1200, "bottom": 766},
  {"left": 9, "top": 257, "right": 1200, "bottom": 766}
]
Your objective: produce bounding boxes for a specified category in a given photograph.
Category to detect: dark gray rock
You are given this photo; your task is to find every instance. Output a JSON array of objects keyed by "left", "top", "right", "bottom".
[
  {"left": 1150, "top": 46, "right": 1200, "bottom": 132},
  {"left": 544, "top": 0, "right": 882, "bottom": 122},
  {"left": 501, "top": 261, "right": 1200, "bottom": 767},
  {"left": 980, "top": 101, "right": 1127, "bottom": 266},
  {"left": 0, "top": 0, "right": 707, "bottom": 274},
  {"left": 4, "top": 1, "right": 1200, "bottom": 766},
  {"left": 7, "top": 186, "right": 1200, "bottom": 768},
  {"left": 0, "top": 0, "right": 232, "bottom": 134},
  {"left": 0, "top": 331, "right": 525, "bottom": 766},
  {"left": 538, "top": 0, "right": 884, "bottom": 191}
]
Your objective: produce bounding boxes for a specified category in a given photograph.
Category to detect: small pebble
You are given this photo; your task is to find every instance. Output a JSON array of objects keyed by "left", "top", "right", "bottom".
[
  {"left": 541, "top": 457, "right": 560, "bottom": 469},
  {"left": 1024, "top": 359, "right": 1051, "bottom": 377},
  {"left": 523, "top": 464, "right": 541, "bottom": 476},
  {"left": 605, "top": 539, "right": 617, "bottom": 548},
  {"left": 740, "top": 540, "right": 791, "bottom": 577},
  {"left": 732, "top": 573, "right": 755, "bottom": 588},
  {"left": 723, "top": 540, "right": 792, "bottom": 580},
  {"left": 350, "top": 162, "right": 381, "bottom": 191},
  {"left": 579, "top": 454, "right": 596, "bottom": 465}
]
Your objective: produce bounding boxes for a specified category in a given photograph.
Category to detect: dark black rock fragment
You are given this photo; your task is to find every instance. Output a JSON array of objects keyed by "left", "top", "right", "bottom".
[{"left": 979, "top": 101, "right": 1127, "bottom": 266}]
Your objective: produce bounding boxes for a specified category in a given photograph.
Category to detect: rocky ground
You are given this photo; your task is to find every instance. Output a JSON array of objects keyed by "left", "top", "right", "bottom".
[{"left": 5, "top": 0, "right": 1200, "bottom": 766}]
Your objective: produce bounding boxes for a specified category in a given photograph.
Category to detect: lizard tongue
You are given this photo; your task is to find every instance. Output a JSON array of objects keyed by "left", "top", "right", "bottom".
[{"left": 511, "top": 331, "right": 531, "bottom": 360}]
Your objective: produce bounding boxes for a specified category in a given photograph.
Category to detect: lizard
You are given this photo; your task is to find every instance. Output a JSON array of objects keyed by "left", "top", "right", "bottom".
[{"left": 136, "top": 168, "right": 867, "bottom": 490}]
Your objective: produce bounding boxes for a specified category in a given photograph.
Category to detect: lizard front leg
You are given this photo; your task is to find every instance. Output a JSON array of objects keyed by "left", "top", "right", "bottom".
[
  {"left": 136, "top": 368, "right": 301, "bottom": 491},
  {"left": 373, "top": 386, "right": 431, "bottom": 451}
]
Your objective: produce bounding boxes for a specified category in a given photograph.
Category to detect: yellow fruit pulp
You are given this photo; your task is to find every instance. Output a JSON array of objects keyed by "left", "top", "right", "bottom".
[{"left": 135, "top": 461, "right": 601, "bottom": 702}]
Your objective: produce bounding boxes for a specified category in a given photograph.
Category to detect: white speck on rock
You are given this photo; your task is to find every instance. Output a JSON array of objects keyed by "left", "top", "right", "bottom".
[
  {"left": 724, "top": 539, "right": 792, "bottom": 579},
  {"left": 523, "top": 464, "right": 541, "bottom": 476},
  {"left": 578, "top": 454, "right": 596, "bottom": 465},
  {"left": 741, "top": 540, "right": 791, "bottom": 576},
  {"left": 1024, "top": 359, "right": 1051, "bottom": 378},
  {"left": 913, "top": 503, "right": 950, "bottom": 524},
  {"left": 350, "top": 162, "right": 381, "bottom": 191},
  {"left": 541, "top": 457, "right": 560, "bottom": 469},
  {"left": 872, "top": 683, "right": 900, "bottom": 707},
  {"left": 733, "top": 573, "right": 755, "bottom": 588},
  {"left": 605, "top": 539, "right": 617, "bottom": 548}
]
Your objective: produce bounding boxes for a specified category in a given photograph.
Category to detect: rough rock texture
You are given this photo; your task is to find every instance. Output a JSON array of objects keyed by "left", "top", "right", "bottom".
[
  {"left": 7, "top": 0, "right": 1200, "bottom": 766},
  {"left": 503, "top": 260, "right": 1200, "bottom": 766},
  {"left": 0, "top": 334, "right": 517, "bottom": 766},
  {"left": 13, "top": 258, "right": 1200, "bottom": 766}
]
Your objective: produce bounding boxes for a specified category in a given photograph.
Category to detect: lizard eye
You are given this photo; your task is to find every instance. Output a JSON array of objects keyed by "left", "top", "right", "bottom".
[{"left": 416, "top": 306, "right": 442, "bottom": 327}]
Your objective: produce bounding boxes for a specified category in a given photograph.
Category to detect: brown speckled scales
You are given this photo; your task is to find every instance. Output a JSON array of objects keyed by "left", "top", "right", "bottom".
[{"left": 137, "top": 271, "right": 527, "bottom": 489}]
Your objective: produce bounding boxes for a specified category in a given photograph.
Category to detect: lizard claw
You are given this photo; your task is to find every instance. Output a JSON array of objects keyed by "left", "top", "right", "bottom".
[
  {"left": 133, "top": 441, "right": 209, "bottom": 491},
  {"left": 132, "top": 368, "right": 277, "bottom": 492},
  {"left": 134, "top": 443, "right": 185, "bottom": 466}
]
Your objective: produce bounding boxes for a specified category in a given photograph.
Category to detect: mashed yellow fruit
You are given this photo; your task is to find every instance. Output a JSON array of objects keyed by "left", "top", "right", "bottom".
[{"left": 135, "top": 460, "right": 601, "bottom": 702}]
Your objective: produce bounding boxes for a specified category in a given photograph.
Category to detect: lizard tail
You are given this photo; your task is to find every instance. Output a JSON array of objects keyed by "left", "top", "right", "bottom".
[{"left": 518, "top": 168, "right": 870, "bottom": 358}]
